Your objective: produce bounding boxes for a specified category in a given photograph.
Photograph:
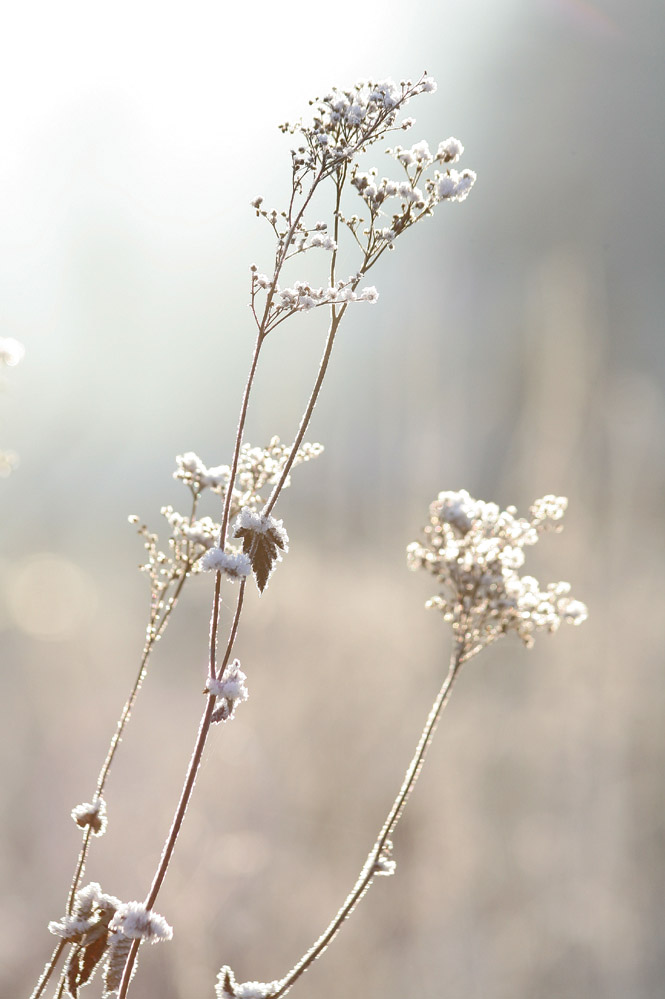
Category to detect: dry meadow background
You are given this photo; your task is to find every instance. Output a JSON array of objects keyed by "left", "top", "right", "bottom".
[{"left": 2, "top": 1, "right": 665, "bottom": 997}]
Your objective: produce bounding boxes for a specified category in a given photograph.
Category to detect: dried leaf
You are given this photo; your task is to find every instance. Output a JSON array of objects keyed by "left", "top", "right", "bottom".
[
  {"left": 234, "top": 524, "right": 286, "bottom": 592},
  {"left": 66, "top": 929, "right": 108, "bottom": 997}
]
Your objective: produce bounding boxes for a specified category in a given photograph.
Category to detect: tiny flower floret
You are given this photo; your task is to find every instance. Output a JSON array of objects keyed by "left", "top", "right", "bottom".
[
  {"left": 199, "top": 548, "right": 252, "bottom": 580},
  {"left": 109, "top": 901, "right": 173, "bottom": 943},
  {"left": 435, "top": 168, "right": 477, "bottom": 202},
  {"left": 437, "top": 137, "right": 464, "bottom": 163},
  {"left": 407, "top": 491, "right": 587, "bottom": 650}
]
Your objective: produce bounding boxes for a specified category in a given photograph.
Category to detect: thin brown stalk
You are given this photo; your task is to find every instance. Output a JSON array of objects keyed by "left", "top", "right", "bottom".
[
  {"left": 263, "top": 173, "right": 349, "bottom": 517},
  {"left": 272, "top": 636, "right": 470, "bottom": 998},
  {"left": 28, "top": 941, "right": 66, "bottom": 999},
  {"left": 116, "top": 581, "right": 247, "bottom": 999}
]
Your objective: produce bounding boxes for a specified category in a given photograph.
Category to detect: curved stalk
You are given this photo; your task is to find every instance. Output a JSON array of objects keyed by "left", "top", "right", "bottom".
[{"left": 272, "top": 637, "right": 471, "bottom": 998}]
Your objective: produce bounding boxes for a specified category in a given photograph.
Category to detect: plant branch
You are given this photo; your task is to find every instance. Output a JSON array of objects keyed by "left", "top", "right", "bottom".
[
  {"left": 272, "top": 636, "right": 470, "bottom": 998},
  {"left": 116, "top": 581, "right": 246, "bottom": 999}
]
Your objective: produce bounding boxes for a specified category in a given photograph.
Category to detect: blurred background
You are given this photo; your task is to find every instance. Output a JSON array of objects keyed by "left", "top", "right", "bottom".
[{"left": 2, "top": 0, "right": 665, "bottom": 996}]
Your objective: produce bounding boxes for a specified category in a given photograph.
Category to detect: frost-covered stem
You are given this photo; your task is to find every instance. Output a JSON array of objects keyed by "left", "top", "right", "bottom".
[
  {"left": 29, "top": 540, "right": 198, "bottom": 998},
  {"left": 263, "top": 314, "right": 340, "bottom": 518},
  {"left": 117, "top": 581, "right": 247, "bottom": 999},
  {"left": 28, "top": 941, "right": 66, "bottom": 999},
  {"left": 272, "top": 637, "right": 468, "bottom": 999},
  {"left": 217, "top": 164, "right": 326, "bottom": 545},
  {"left": 218, "top": 333, "right": 264, "bottom": 549},
  {"left": 65, "top": 540, "right": 197, "bottom": 916},
  {"left": 263, "top": 174, "right": 350, "bottom": 517}
]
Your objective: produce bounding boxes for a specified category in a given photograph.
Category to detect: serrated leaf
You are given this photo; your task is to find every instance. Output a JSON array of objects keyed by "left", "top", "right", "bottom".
[{"left": 234, "top": 525, "right": 286, "bottom": 592}]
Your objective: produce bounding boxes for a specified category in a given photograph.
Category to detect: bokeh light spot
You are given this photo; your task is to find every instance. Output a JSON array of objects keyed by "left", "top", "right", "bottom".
[{"left": 6, "top": 553, "right": 98, "bottom": 640}]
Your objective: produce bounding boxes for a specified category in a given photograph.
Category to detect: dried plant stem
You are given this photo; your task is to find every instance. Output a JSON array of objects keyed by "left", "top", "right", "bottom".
[
  {"left": 272, "top": 637, "right": 469, "bottom": 998},
  {"left": 264, "top": 175, "right": 352, "bottom": 516},
  {"left": 28, "top": 941, "right": 66, "bottom": 999},
  {"left": 117, "top": 581, "right": 247, "bottom": 999},
  {"left": 31, "top": 556, "right": 197, "bottom": 999},
  {"left": 218, "top": 332, "right": 264, "bottom": 547}
]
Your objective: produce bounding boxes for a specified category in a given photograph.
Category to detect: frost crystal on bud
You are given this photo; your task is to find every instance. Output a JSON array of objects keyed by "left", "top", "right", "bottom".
[
  {"left": 71, "top": 796, "right": 108, "bottom": 837},
  {"left": 215, "top": 965, "right": 279, "bottom": 999},
  {"left": 435, "top": 168, "right": 477, "bottom": 202},
  {"left": 207, "top": 659, "right": 249, "bottom": 724},
  {"left": 373, "top": 839, "right": 396, "bottom": 877},
  {"left": 407, "top": 491, "right": 587, "bottom": 650},
  {"left": 109, "top": 902, "right": 173, "bottom": 942},
  {"left": 199, "top": 548, "right": 252, "bottom": 580},
  {"left": 436, "top": 137, "right": 464, "bottom": 163},
  {"left": 48, "top": 882, "right": 120, "bottom": 943}
]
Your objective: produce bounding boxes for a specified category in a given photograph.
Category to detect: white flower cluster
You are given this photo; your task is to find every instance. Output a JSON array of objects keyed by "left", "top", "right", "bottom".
[
  {"left": 174, "top": 438, "right": 323, "bottom": 506},
  {"left": 351, "top": 137, "right": 476, "bottom": 221},
  {"left": 48, "top": 882, "right": 120, "bottom": 942},
  {"left": 216, "top": 965, "right": 279, "bottom": 999},
  {"left": 434, "top": 169, "right": 476, "bottom": 202},
  {"left": 407, "top": 490, "right": 588, "bottom": 650},
  {"left": 174, "top": 451, "right": 230, "bottom": 492},
  {"left": 352, "top": 170, "right": 427, "bottom": 210},
  {"left": 391, "top": 136, "right": 464, "bottom": 168},
  {"left": 302, "top": 232, "right": 337, "bottom": 251},
  {"left": 109, "top": 901, "right": 173, "bottom": 942},
  {"left": 71, "top": 796, "right": 108, "bottom": 837},
  {"left": 255, "top": 275, "right": 378, "bottom": 313},
  {"left": 161, "top": 507, "right": 220, "bottom": 551},
  {"left": 280, "top": 75, "right": 438, "bottom": 172},
  {"left": 206, "top": 659, "right": 249, "bottom": 723}
]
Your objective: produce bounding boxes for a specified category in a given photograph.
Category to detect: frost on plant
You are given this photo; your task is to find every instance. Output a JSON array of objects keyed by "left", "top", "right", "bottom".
[
  {"left": 249, "top": 74, "right": 476, "bottom": 339},
  {"left": 407, "top": 490, "right": 588, "bottom": 652},
  {"left": 215, "top": 966, "right": 279, "bottom": 999},
  {"left": 109, "top": 902, "right": 173, "bottom": 942},
  {"left": 128, "top": 438, "right": 321, "bottom": 640},
  {"left": 28, "top": 72, "right": 591, "bottom": 999},
  {"left": 199, "top": 547, "right": 252, "bottom": 580},
  {"left": 48, "top": 886, "right": 172, "bottom": 998},
  {"left": 206, "top": 659, "right": 249, "bottom": 723},
  {"left": 234, "top": 508, "right": 289, "bottom": 593},
  {"left": 71, "top": 796, "right": 107, "bottom": 837}
]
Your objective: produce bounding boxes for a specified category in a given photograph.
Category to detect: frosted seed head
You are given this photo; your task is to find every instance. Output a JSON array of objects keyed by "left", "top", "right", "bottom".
[
  {"left": 109, "top": 902, "right": 173, "bottom": 943},
  {"left": 409, "top": 491, "right": 587, "bottom": 651},
  {"left": 71, "top": 797, "right": 108, "bottom": 837}
]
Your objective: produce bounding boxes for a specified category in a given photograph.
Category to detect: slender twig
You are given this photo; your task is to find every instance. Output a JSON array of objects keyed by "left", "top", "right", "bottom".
[
  {"left": 31, "top": 537, "right": 199, "bottom": 999},
  {"left": 272, "top": 636, "right": 471, "bottom": 998},
  {"left": 116, "top": 581, "right": 246, "bottom": 999},
  {"left": 218, "top": 333, "right": 264, "bottom": 549},
  {"left": 28, "top": 941, "right": 66, "bottom": 999},
  {"left": 263, "top": 173, "right": 350, "bottom": 517}
]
